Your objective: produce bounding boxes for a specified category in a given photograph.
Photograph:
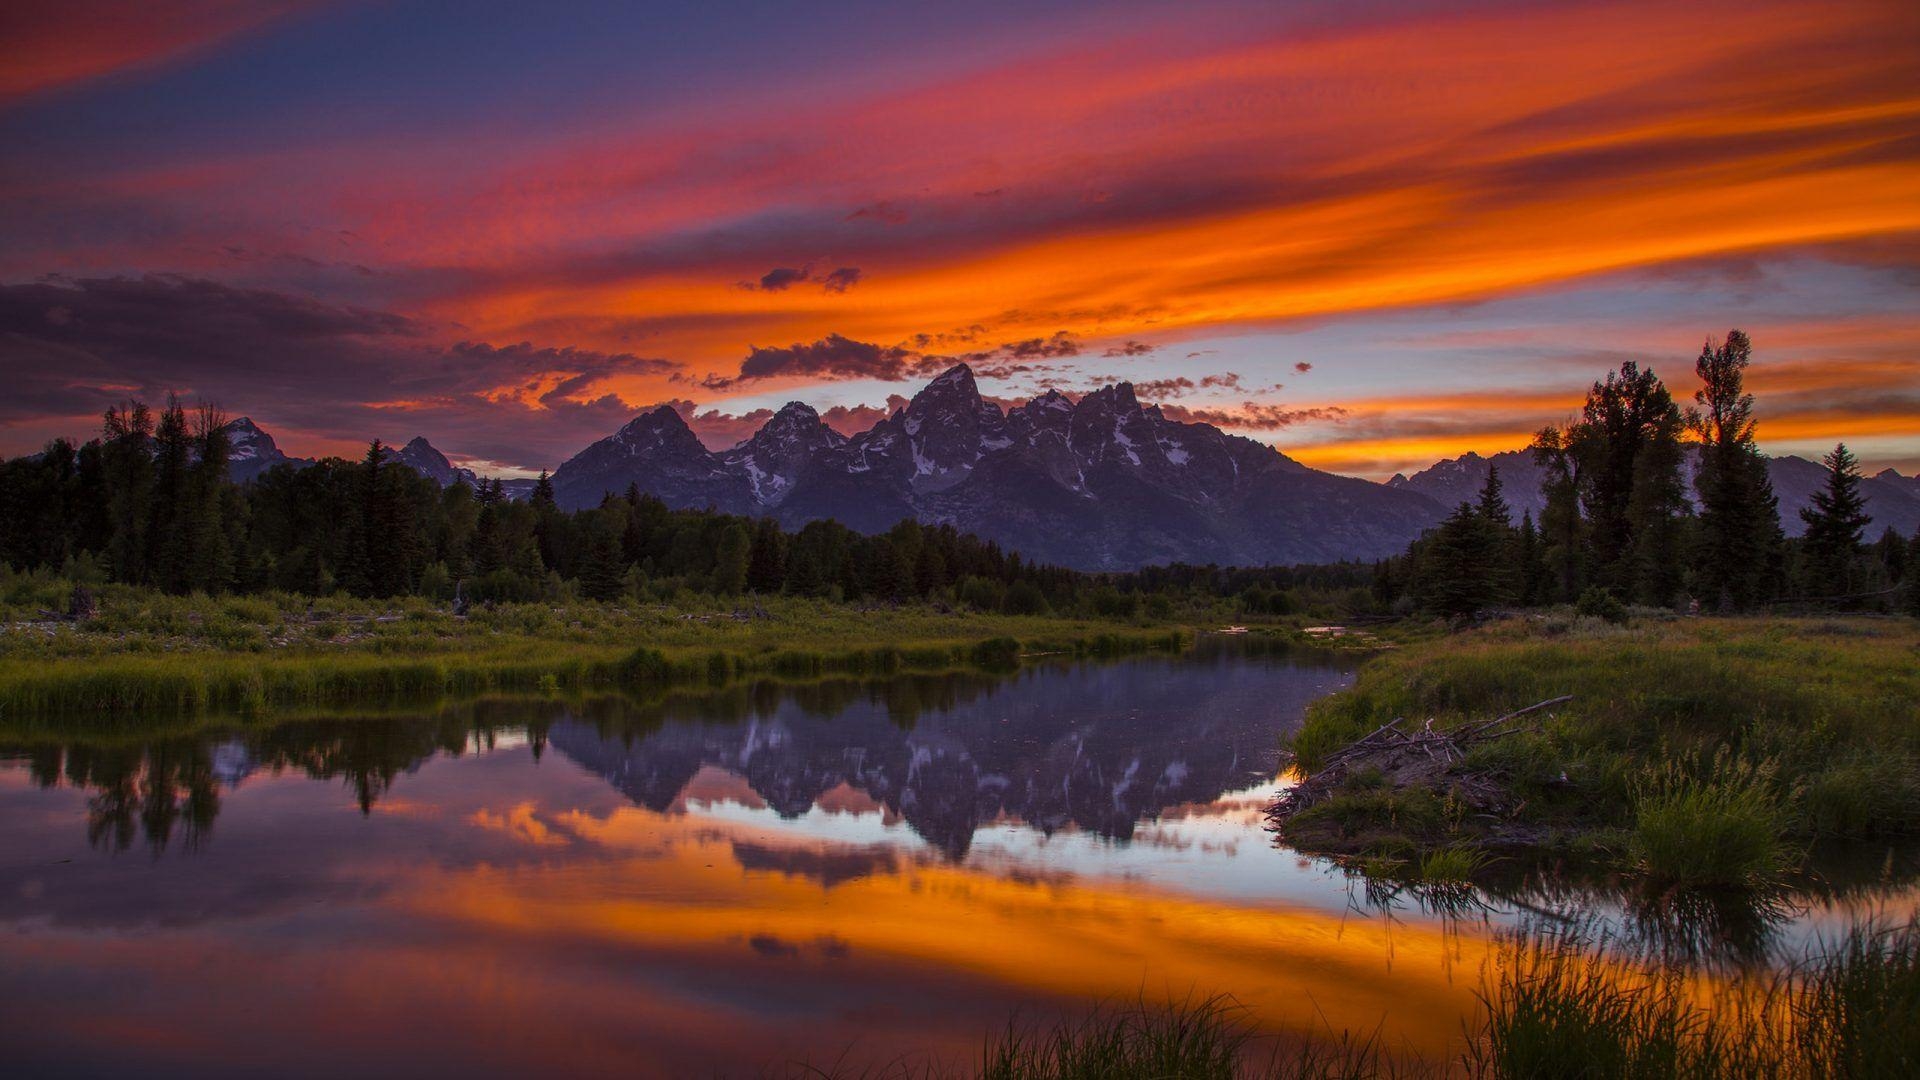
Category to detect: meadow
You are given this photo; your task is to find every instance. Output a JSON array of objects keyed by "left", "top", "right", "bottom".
[
  {"left": 1278, "top": 612, "right": 1920, "bottom": 891},
  {"left": 0, "top": 574, "right": 1186, "bottom": 722}
]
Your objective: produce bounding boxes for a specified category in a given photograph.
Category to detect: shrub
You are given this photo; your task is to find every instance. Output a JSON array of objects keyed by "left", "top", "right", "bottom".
[{"left": 1574, "top": 587, "right": 1627, "bottom": 624}]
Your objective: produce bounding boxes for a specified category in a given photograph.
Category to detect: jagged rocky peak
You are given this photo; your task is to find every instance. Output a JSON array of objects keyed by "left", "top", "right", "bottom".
[
  {"left": 221, "top": 415, "right": 299, "bottom": 481},
  {"left": 757, "top": 400, "right": 838, "bottom": 444},
  {"left": 723, "top": 400, "right": 847, "bottom": 505},
  {"left": 881, "top": 362, "right": 1010, "bottom": 493}
]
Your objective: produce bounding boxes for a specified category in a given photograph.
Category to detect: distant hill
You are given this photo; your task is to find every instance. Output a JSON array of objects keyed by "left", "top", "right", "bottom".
[
  {"left": 1389, "top": 448, "right": 1920, "bottom": 538},
  {"left": 220, "top": 419, "right": 482, "bottom": 491}
]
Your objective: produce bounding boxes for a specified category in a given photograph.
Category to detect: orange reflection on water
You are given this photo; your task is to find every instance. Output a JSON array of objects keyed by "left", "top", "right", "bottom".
[{"left": 402, "top": 791, "right": 1493, "bottom": 1059}]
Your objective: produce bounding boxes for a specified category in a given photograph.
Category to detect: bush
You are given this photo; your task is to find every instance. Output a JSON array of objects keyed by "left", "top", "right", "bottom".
[{"left": 1574, "top": 587, "right": 1627, "bottom": 624}]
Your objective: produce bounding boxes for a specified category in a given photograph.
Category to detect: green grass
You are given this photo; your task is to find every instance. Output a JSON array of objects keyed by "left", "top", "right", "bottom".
[
  {"left": 1629, "top": 750, "right": 1794, "bottom": 890},
  {"left": 1282, "top": 614, "right": 1920, "bottom": 886},
  {"left": 0, "top": 586, "right": 1188, "bottom": 721},
  {"left": 1469, "top": 919, "right": 1920, "bottom": 1080}
]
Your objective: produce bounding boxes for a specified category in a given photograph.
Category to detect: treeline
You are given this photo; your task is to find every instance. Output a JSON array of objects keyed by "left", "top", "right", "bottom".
[
  {"left": 0, "top": 397, "right": 1089, "bottom": 613},
  {"left": 1373, "top": 331, "right": 1920, "bottom": 619}
]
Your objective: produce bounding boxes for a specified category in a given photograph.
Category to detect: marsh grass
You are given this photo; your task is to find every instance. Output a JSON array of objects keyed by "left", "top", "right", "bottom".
[
  {"left": 0, "top": 588, "right": 1186, "bottom": 719},
  {"left": 1469, "top": 919, "right": 1920, "bottom": 1079},
  {"left": 1285, "top": 615, "right": 1920, "bottom": 881},
  {"left": 1630, "top": 750, "right": 1795, "bottom": 890}
]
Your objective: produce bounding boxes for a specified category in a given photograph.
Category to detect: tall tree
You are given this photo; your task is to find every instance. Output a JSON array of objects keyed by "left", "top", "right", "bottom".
[
  {"left": 149, "top": 396, "right": 196, "bottom": 592},
  {"left": 101, "top": 401, "right": 155, "bottom": 584},
  {"left": 711, "top": 521, "right": 751, "bottom": 596},
  {"left": 1475, "top": 464, "right": 1512, "bottom": 526},
  {"left": 1798, "top": 443, "right": 1871, "bottom": 598},
  {"left": 1534, "top": 361, "right": 1688, "bottom": 605},
  {"left": 185, "top": 405, "right": 234, "bottom": 592},
  {"left": 1687, "top": 330, "right": 1781, "bottom": 609},
  {"left": 1415, "top": 502, "right": 1508, "bottom": 618},
  {"left": 1532, "top": 427, "right": 1583, "bottom": 603}
]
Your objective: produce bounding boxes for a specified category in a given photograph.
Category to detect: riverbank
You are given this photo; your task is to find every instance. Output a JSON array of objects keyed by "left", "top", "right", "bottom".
[
  {"left": 0, "top": 586, "right": 1188, "bottom": 721},
  {"left": 1271, "top": 613, "right": 1920, "bottom": 890}
]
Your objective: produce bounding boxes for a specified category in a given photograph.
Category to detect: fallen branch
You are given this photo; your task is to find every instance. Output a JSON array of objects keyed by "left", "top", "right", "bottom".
[{"left": 1269, "top": 695, "right": 1574, "bottom": 847}]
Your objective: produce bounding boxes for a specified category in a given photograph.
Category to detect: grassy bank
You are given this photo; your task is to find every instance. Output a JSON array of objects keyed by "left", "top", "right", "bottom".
[
  {"left": 0, "top": 585, "right": 1187, "bottom": 720},
  {"left": 1275, "top": 613, "right": 1920, "bottom": 889}
]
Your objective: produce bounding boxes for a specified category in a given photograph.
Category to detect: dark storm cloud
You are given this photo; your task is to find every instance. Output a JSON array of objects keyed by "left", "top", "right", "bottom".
[
  {"left": 1102, "top": 340, "right": 1154, "bottom": 357},
  {"left": 705, "top": 328, "right": 1086, "bottom": 389},
  {"left": 819, "top": 266, "right": 863, "bottom": 293},
  {"left": 0, "top": 275, "right": 679, "bottom": 470},
  {"left": 999, "top": 331, "right": 1080, "bottom": 360},
  {"left": 755, "top": 266, "right": 811, "bottom": 291},
  {"left": 739, "top": 265, "right": 863, "bottom": 294},
  {"left": 733, "top": 333, "right": 923, "bottom": 384}
]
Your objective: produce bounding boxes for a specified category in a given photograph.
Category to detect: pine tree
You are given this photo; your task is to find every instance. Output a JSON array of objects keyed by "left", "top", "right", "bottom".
[
  {"left": 1475, "top": 464, "right": 1511, "bottom": 526},
  {"left": 1906, "top": 527, "right": 1920, "bottom": 618},
  {"left": 1415, "top": 503, "right": 1507, "bottom": 618},
  {"left": 149, "top": 396, "right": 195, "bottom": 592},
  {"left": 1687, "top": 330, "right": 1781, "bottom": 610},
  {"left": 531, "top": 470, "right": 558, "bottom": 569},
  {"left": 1534, "top": 361, "right": 1687, "bottom": 605},
  {"left": 711, "top": 522, "right": 751, "bottom": 595},
  {"left": 1517, "top": 510, "right": 1547, "bottom": 606},
  {"left": 186, "top": 405, "right": 234, "bottom": 593},
  {"left": 576, "top": 512, "right": 626, "bottom": 601},
  {"left": 1532, "top": 428, "right": 1583, "bottom": 603},
  {"left": 1799, "top": 443, "right": 1871, "bottom": 599}
]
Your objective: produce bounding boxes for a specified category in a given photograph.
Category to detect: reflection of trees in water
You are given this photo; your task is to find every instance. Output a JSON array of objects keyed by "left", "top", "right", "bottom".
[
  {"left": 10, "top": 707, "right": 556, "bottom": 852},
  {"left": 6, "top": 645, "right": 1335, "bottom": 856},
  {"left": 21, "top": 741, "right": 223, "bottom": 854},
  {"left": 0, "top": 673, "right": 1003, "bottom": 853}
]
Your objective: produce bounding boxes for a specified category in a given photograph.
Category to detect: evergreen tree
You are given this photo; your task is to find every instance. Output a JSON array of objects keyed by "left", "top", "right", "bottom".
[
  {"left": 186, "top": 405, "right": 234, "bottom": 593},
  {"left": 1906, "top": 527, "right": 1920, "bottom": 618},
  {"left": 530, "top": 469, "right": 559, "bottom": 569},
  {"left": 711, "top": 522, "right": 751, "bottom": 595},
  {"left": 1534, "top": 362, "right": 1687, "bottom": 605},
  {"left": 576, "top": 512, "right": 626, "bottom": 601},
  {"left": 1414, "top": 503, "right": 1508, "bottom": 618},
  {"left": 1475, "top": 464, "right": 1512, "bottom": 526},
  {"left": 1687, "top": 330, "right": 1781, "bottom": 610},
  {"left": 1517, "top": 510, "right": 1547, "bottom": 606},
  {"left": 149, "top": 396, "right": 195, "bottom": 592},
  {"left": 1798, "top": 443, "right": 1871, "bottom": 598},
  {"left": 1532, "top": 426, "right": 1583, "bottom": 603},
  {"left": 101, "top": 401, "right": 155, "bottom": 584}
]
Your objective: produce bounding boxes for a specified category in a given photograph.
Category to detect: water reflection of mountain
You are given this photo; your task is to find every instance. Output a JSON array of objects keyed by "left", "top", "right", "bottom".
[{"left": 549, "top": 653, "right": 1350, "bottom": 859}]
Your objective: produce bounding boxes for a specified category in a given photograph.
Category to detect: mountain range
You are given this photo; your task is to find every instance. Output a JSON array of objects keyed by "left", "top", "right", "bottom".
[
  {"left": 546, "top": 364, "right": 1443, "bottom": 569},
  {"left": 224, "top": 418, "right": 528, "bottom": 494},
  {"left": 219, "top": 365, "right": 1920, "bottom": 569}
]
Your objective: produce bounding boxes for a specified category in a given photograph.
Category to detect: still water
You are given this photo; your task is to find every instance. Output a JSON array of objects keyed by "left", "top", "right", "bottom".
[{"left": 0, "top": 643, "right": 1908, "bottom": 1077}]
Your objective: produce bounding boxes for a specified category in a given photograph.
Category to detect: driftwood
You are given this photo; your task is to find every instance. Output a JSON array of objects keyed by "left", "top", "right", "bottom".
[{"left": 1267, "top": 695, "right": 1573, "bottom": 843}]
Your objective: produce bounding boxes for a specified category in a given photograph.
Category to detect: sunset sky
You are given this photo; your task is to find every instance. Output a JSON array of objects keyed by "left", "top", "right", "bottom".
[{"left": 2, "top": 0, "right": 1916, "bottom": 478}]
